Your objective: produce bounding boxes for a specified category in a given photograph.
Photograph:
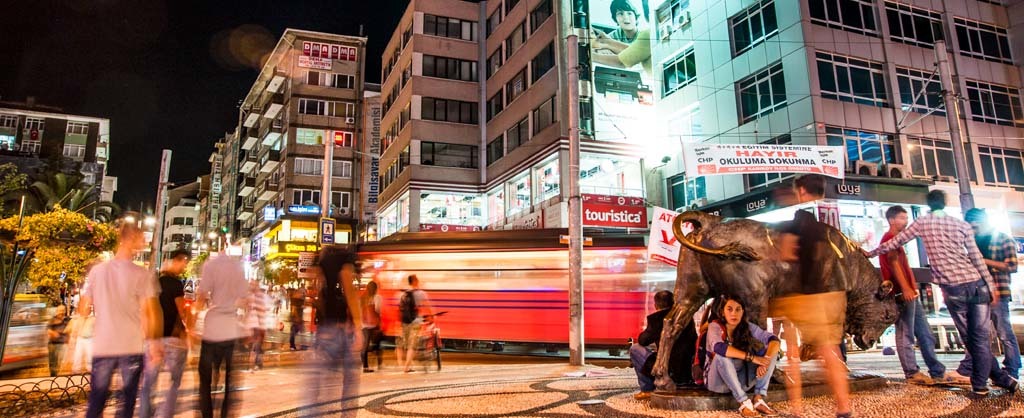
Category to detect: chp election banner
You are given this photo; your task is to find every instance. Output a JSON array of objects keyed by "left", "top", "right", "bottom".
[
  {"left": 647, "top": 207, "right": 682, "bottom": 266},
  {"left": 682, "top": 144, "right": 845, "bottom": 179}
]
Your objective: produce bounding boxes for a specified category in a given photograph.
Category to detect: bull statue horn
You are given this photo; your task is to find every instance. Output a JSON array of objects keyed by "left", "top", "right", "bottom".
[{"left": 672, "top": 211, "right": 761, "bottom": 262}]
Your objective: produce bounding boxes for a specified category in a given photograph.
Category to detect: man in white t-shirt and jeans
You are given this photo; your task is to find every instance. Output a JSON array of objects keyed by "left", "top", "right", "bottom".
[
  {"left": 194, "top": 253, "right": 249, "bottom": 418},
  {"left": 79, "top": 218, "right": 163, "bottom": 418}
]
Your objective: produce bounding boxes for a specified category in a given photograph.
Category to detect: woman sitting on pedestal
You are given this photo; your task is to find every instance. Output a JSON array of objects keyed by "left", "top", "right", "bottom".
[{"left": 703, "top": 294, "right": 781, "bottom": 417}]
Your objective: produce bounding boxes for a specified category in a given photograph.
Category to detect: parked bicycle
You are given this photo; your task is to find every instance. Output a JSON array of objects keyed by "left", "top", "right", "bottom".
[{"left": 415, "top": 311, "right": 447, "bottom": 371}]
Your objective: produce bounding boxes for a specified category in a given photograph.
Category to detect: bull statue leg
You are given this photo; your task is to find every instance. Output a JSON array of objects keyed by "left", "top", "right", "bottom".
[{"left": 651, "top": 243, "right": 709, "bottom": 391}]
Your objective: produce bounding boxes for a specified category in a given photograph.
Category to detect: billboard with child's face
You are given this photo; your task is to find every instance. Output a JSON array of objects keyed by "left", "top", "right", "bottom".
[{"left": 585, "top": 0, "right": 656, "bottom": 143}]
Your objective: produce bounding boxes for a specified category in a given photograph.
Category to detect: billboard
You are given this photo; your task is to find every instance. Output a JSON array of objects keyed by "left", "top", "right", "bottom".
[
  {"left": 682, "top": 144, "right": 846, "bottom": 179},
  {"left": 586, "top": 0, "right": 655, "bottom": 143}
]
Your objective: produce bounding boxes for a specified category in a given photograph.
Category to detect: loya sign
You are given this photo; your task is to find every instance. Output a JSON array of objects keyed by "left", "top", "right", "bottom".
[
  {"left": 582, "top": 194, "right": 647, "bottom": 228},
  {"left": 647, "top": 207, "right": 683, "bottom": 266}
]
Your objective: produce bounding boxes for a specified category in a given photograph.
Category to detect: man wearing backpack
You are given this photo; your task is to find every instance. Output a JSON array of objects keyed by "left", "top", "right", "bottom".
[{"left": 397, "top": 275, "right": 432, "bottom": 373}]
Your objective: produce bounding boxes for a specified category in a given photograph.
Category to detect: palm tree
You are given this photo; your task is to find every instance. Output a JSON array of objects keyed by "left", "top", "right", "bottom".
[{"left": 7, "top": 172, "right": 119, "bottom": 221}]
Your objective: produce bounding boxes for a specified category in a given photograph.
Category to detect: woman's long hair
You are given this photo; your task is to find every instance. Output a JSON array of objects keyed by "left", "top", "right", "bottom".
[{"left": 714, "top": 294, "right": 764, "bottom": 354}]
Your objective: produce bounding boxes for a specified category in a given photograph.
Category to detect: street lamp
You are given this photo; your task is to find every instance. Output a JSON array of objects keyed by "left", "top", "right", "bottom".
[{"left": 144, "top": 216, "right": 157, "bottom": 227}]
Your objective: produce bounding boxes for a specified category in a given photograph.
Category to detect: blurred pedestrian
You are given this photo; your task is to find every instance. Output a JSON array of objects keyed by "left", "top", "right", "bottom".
[
  {"left": 68, "top": 307, "right": 95, "bottom": 373},
  {"left": 139, "top": 249, "right": 192, "bottom": 418},
  {"left": 361, "top": 280, "right": 383, "bottom": 372},
  {"left": 771, "top": 174, "right": 851, "bottom": 418},
  {"left": 245, "top": 282, "right": 271, "bottom": 371},
  {"left": 46, "top": 304, "right": 70, "bottom": 376},
  {"left": 879, "top": 206, "right": 950, "bottom": 386},
  {"left": 306, "top": 247, "right": 362, "bottom": 417},
  {"left": 289, "top": 286, "right": 306, "bottom": 350},
  {"left": 194, "top": 253, "right": 249, "bottom": 418},
  {"left": 397, "top": 274, "right": 432, "bottom": 373},
  {"left": 79, "top": 219, "right": 163, "bottom": 418},
  {"left": 867, "top": 190, "right": 1017, "bottom": 395}
]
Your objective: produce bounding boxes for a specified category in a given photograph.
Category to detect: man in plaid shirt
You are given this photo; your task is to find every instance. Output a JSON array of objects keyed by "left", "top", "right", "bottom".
[
  {"left": 963, "top": 208, "right": 1020, "bottom": 379},
  {"left": 867, "top": 190, "right": 1017, "bottom": 395}
]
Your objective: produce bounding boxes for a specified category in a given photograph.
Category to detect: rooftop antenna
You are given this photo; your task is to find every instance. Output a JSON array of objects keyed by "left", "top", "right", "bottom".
[{"left": 359, "top": 24, "right": 364, "bottom": 37}]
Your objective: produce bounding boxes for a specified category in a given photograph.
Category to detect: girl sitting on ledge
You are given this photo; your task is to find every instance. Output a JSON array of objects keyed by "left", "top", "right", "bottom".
[{"left": 703, "top": 294, "right": 781, "bottom": 417}]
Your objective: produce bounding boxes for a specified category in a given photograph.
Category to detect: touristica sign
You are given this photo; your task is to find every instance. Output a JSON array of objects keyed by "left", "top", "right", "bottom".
[{"left": 682, "top": 144, "right": 846, "bottom": 179}]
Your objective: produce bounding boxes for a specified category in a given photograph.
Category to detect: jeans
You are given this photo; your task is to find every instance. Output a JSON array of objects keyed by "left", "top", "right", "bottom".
[
  {"left": 941, "top": 280, "right": 1016, "bottom": 391},
  {"left": 305, "top": 325, "right": 359, "bottom": 417},
  {"left": 199, "top": 339, "right": 239, "bottom": 418},
  {"left": 894, "top": 299, "right": 945, "bottom": 378},
  {"left": 139, "top": 337, "right": 188, "bottom": 418},
  {"left": 958, "top": 298, "right": 1022, "bottom": 379},
  {"left": 705, "top": 354, "right": 777, "bottom": 403},
  {"left": 290, "top": 321, "right": 303, "bottom": 349},
  {"left": 361, "top": 326, "right": 383, "bottom": 369},
  {"left": 628, "top": 343, "right": 655, "bottom": 392},
  {"left": 86, "top": 354, "right": 144, "bottom": 418},
  {"left": 250, "top": 328, "right": 266, "bottom": 368}
]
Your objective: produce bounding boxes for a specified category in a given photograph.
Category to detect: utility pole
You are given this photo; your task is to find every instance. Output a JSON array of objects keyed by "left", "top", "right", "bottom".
[
  {"left": 321, "top": 134, "right": 334, "bottom": 220},
  {"left": 150, "top": 150, "right": 172, "bottom": 270},
  {"left": 934, "top": 40, "right": 975, "bottom": 210},
  {"left": 567, "top": 34, "right": 584, "bottom": 366}
]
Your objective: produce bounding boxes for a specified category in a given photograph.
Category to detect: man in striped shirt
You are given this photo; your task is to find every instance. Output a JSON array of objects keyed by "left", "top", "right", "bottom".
[{"left": 867, "top": 190, "right": 1017, "bottom": 395}]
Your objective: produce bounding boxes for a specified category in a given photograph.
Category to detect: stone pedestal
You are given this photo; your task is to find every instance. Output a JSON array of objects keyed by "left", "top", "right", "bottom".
[{"left": 650, "top": 371, "right": 888, "bottom": 410}]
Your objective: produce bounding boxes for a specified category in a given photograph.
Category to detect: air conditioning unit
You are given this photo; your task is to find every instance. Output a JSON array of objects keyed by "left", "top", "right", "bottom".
[
  {"left": 345, "top": 117, "right": 356, "bottom": 124},
  {"left": 884, "top": 163, "right": 912, "bottom": 179},
  {"left": 854, "top": 161, "right": 878, "bottom": 176},
  {"left": 337, "top": 207, "right": 350, "bottom": 216}
]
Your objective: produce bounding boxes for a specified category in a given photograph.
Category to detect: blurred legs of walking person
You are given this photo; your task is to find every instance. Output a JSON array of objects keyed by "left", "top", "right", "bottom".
[
  {"left": 86, "top": 355, "right": 144, "bottom": 418},
  {"left": 361, "top": 326, "right": 383, "bottom": 372},
  {"left": 894, "top": 299, "right": 945, "bottom": 383},
  {"left": 250, "top": 328, "right": 266, "bottom": 370},
  {"left": 139, "top": 337, "right": 188, "bottom": 418},
  {"left": 306, "top": 326, "right": 359, "bottom": 417},
  {"left": 289, "top": 321, "right": 303, "bottom": 350},
  {"left": 199, "top": 340, "right": 238, "bottom": 418}
]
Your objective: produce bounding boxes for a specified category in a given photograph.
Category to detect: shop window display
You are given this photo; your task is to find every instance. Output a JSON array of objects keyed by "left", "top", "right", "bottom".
[
  {"left": 535, "top": 159, "right": 560, "bottom": 203},
  {"left": 487, "top": 187, "right": 505, "bottom": 225},
  {"left": 508, "top": 174, "right": 531, "bottom": 217},
  {"left": 579, "top": 153, "right": 642, "bottom": 197},
  {"left": 420, "top": 192, "right": 484, "bottom": 226}
]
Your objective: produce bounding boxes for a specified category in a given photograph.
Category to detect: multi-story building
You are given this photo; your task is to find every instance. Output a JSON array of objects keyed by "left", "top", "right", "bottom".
[
  {"left": 228, "top": 29, "right": 367, "bottom": 267},
  {"left": 161, "top": 181, "right": 200, "bottom": 257},
  {"left": 0, "top": 97, "right": 115, "bottom": 203}
]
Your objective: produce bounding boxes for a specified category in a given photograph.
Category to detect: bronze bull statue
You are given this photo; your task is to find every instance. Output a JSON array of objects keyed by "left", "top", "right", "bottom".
[{"left": 651, "top": 210, "right": 899, "bottom": 390}]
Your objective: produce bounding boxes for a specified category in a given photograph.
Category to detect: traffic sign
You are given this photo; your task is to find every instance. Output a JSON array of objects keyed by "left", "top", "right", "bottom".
[{"left": 320, "top": 217, "right": 336, "bottom": 245}]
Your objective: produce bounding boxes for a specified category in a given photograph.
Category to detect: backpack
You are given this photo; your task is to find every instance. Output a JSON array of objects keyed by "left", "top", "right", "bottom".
[{"left": 399, "top": 290, "right": 418, "bottom": 324}]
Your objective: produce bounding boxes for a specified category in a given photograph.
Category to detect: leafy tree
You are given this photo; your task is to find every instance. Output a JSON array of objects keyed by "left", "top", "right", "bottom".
[
  {"left": 0, "top": 163, "right": 27, "bottom": 215},
  {"left": 0, "top": 207, "right": 117, "bottom": 302},
  {"left": 185, "top": 251, "right": 210, "bottom": 279},
  {"left": 5, "top": 171, "right": 119, "bottom": 222}
]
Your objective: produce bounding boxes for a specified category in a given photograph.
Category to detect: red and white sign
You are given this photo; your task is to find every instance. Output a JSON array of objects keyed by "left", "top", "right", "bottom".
[
  {"left": 647, "top": 207, "right": 683, "bottom": 266},
  {"left": 420, "top": 224, "right": 481, "bottom": 232},
  {"left": 302, "top": 42, "right": 357, "bottom": 61},
  {"left": 683, "top": 144, "right": 845, "bottom": 179},
  {"left": 582, "top": 194, "right": 647, "bottom": 228},
  {"left": 298, "top": 55, "right": 332, "bottom": 70}
]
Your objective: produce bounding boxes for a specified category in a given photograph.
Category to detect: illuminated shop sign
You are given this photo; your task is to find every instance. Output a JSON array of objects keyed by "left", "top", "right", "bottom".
[
  {"left": 301, "top": 42, "right": 356, "bottom": 61},
  {"left": 420, "top": 224, "right": 481, "bottom": 233},
  {"left": 279, "top": 241, "right": 320, "bottom": 253},
  {"left": 581, "top": 194, "right": 647, "bottom": 228},
  {"left": 289, "top": 205, "right": 321, "bottom": 215}
]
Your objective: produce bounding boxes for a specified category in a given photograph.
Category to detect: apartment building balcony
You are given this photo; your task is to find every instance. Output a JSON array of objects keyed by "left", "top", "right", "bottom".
[
  {"left": 242, "top": 126, "right": 260, "bottom": 151},
  {"left": 266, "top": 68, "right": 287, "bottom": 94},
  {"left": 238, "top": 227, "right": 253, "bottom": 239},
  {"left": 259, "top": 149, "right": 282, "bottom": 173},
  {"left": 237, "top": 200, "right": 254, "bottom": 221},
  {"left": 243, "top": 109, "right": 261, "bottom": 128},
  {"left": 257, "top": 179, "right": 278, "bottom": 202},
  {"left": 261, "top": 92, "right": 284, "bottom": 120},
  {"left": 237, "top": 176, "right": 256, "bottom": 197},
  {"left": 240, "top": 151, "right": 258, "bottom": 174},
  {"left": 260, "top": 120, "right": 283, "bottom": 146}
]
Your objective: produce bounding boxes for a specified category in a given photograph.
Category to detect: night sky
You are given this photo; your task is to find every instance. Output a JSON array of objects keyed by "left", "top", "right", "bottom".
[{"left": 0, "top": 0, "right": 408, "bottom": 212}]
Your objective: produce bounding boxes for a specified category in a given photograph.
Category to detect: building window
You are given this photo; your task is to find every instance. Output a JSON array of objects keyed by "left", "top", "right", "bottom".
[
  {"left": 896, "top": 67, "right": 944, "bottom": 116},
  {"left": 530, "top": 0, "right": 552, "bottom": 33},
  {"left": 487, "top": 9, "right": 502, "bottom": 37},
  {"left": 332, "top": 160, "right": 353, "bottom": 178},
  {"left": 423, "top": 15, "right": 477, "bottom": 41},
  {"left": 421, "top": 97, "right": 479, "bottom": 124},
  {"left": 487, "top": 49, "right": 503, "bottom": 79},
  {"left": 825, "top": 126, "right": 896, "bottom": 168},
  {"left": 532, "top": 96, "right": 556, "bottom": 135},
  {"left": 294, "top": 158, "right": 323, "bottom": 176},
  {"left": 669, "top": 174, "right": 706, "bottom": 211},
  {"left": 885, "top": 2, "right": 943, "bottom": 48},
  {"left": 487, "top": 91, "right": 505, "bottom": 121},
  {"left": 662, "top": 47, "right": 696, "bottom": 96},
  {"left": 297, "top": 99, "right": 355, "bottom": 118},
  {"left": 737, "top": 63, "right": 786, "bottom": 123},
  {"left": 0, "top": 114, "right": 17, "bottom": 128},
  {"left": 731, "top": 0, "right": 777, "bottom": 56},
  {"left": 907, "top": 137, "right": 956, "bottom": 179},
  {"left": 506, "top": 118, "right": 529, "bottom": 152},
  {"left": 296, "top": 128, "right": 324, "bottom": 145},
  {"left": 332, "top": 131, "right": 354, "bottom": 147},
  {"left": 746, "top": 134, "right": 792, "bottom": 189},
  {"left": 816, "top": 52, "right": 888, "bottom": 108},
  {"left": 979, "top": 146, "right": 1024, "bottom": 187},
  {"left": 506, "top": 0, "right": 520, "bottom": 14},
  {"left": 505, "top": 69, "right": 528, "bottom": 105},
  {"left": 809, "top": 0, "right": 878, "bottom": 37},
  {"left": 422, "top": 55, "right": 478, "bottom": 82},
  {"left": 487, "top": 136, "right": 504, "bottom": 165},
  {"left": 505, "top": 22, "right": 527, "bottom": 60},
  {"left": 24, "top": 117, "right": 44, "bottom": 131},
  {"left": 331, "top": 191, "right": 352, "bottom": 211},
  {"left": 421, "top": 142, "right": 479, "bottom": 169},
  {"left": 306, "top": 71, "right": 355, "bottom": 89},
  {"left": 530, "top": 42, "right": 555, "bottom": 83},
  {"left": 63, "top": 144, "right": 86, "bottom": 159},
  {"left": 955, "top": 18, "right": 1012, "bottom": 65},
  {"left": 292, "top": 188, "right": 321, "bottom": 206},
  {"left": 20, "top": 140, "right": 40, "bottom": 154},
  {"left": 66, "top": 121, "right": 89, "bottom": 135},
  {"left": 966, "top": 80, "right": 1024, "bottom": 127}
]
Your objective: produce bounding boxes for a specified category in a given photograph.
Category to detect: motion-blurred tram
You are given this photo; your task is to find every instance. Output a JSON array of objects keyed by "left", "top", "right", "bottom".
[{"left": 356, "top": 229, "right": 675, "bottom": 346}]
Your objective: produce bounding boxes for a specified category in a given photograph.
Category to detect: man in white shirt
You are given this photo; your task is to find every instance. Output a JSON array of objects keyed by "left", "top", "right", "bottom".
[
  {"left": 79, "top": 219, "right": 162, "bottom": 418},
  {"left": 194, "top": 253, "right": 249, "bottom": 418}
]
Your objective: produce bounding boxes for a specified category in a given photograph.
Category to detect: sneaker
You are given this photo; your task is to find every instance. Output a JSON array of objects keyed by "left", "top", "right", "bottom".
[
  {"left": 906, "top": 372, "right": 934, "bottom": 386},
  {"left": 931, "top": 373, "right": 959, "bottom": 385},
  {"left": 363, "top": 368, "right": 375, "bottom": 373},
  {"left": 738, "top": 399, "right": 759, "bottom": 417},
  {"left": 946, "top": 370, "right": 973, "bottom": 386},
  {"left": 999, "top": 376, "right": 1018, "bottom": 393},
  {"left": 972, "top": 387, "right": 991, "bottom": 396},
  {"left": 633, "top": 391, "right": 652, "bottom": 400}
]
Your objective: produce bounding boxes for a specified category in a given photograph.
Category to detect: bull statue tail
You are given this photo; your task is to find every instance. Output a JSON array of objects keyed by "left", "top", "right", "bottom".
[{"left": 672, "top": 210, "right": 761, "bottom": 261}]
